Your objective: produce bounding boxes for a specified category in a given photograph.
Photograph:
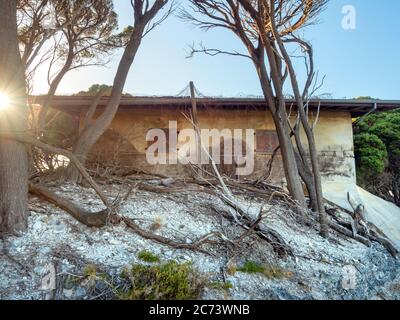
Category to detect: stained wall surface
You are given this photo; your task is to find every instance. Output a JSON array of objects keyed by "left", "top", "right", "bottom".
[{"left": 85, "top": 107, "right": 356, "bottom": 184}]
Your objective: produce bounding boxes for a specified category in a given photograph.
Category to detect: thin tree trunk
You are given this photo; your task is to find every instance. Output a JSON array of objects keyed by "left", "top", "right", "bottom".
[
  {"left": 272, "top": 107, "right": 306, "bottom": 207},
  {"left": 189, "top": 81, "right": 203, "bottom": 178},
  {"left": 270, "top": 17, "right": 329, "bottom": 236},
  {"left": 291, "top": 123, "right": 318, "bottom": 211},
  {"left": 0, "top": 0, "right": 29, "bottom": 235},
  {"left": 37, "top": 48, "right": 74, "bottom": 130},
  {"left": 254, "top": 52, "right": 306, "bottom": 207},
  {"left": 81, "top": 89, "right": 105, "bottom": 130},
  {"left": 294, "top": 150, "right": 318, "bottom": 211},
  {"left": 66, "top": 0, "right": 171, "bottom": 183}
]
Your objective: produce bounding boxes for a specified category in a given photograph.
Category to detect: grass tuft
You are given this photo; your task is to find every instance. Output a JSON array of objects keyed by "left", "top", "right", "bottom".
[
  {"left": 138, "top": 250, "right": 160, "bottom": 263},
  {"left": 237, "top": 261, "right": 293, "bottom": 279},
  {"left": 237, "top": 261, "right": 265, "bottom": 273},
  {"left": 209, "top": 281, "right": 233, "bottom": 291}
]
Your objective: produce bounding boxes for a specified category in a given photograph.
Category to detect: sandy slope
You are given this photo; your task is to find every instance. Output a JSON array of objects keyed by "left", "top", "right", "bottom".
[{"left": 0, "top": 183, "right": 399, "bottom": 300}]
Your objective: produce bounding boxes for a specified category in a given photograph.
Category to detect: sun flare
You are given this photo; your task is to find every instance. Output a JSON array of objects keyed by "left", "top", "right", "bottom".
[{"left": 0, "top": 92, "right": 11, "bottom": 111}]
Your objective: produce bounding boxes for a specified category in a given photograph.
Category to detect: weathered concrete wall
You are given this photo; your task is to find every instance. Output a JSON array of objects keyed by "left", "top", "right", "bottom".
[
  {"left": 293, "top": 111, "right": 356, "bottom": 183},
  {"left": 85, "top": 108, "right": 355, "bottom": 183}
]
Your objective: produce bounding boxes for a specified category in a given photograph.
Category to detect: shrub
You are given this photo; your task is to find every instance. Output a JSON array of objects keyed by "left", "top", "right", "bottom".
[
  {"left": 237, "top": 261, "right": 293, "bottom": 279},
  {"left": 120, "top": 261, "right": 204, "bottom": 300},
  {"left": 137, "top": 250, "right": 160, "bottom": 263},
  {"left": 354, "top": 109, "right": 400, "bottom": 205},
  {"left": 354, "top": 133, "right": 387, "bottom": 176},
  {"left": 237, "top": 261, "right": 265, "bottom": 273}
]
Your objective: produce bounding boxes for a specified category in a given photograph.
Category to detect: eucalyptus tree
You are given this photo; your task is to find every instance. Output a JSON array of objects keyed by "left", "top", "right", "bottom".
[
  {"left": 67, "top": 0, "right": 173, "bottom": 182},
  {"left": 183, "top": 0, "right": 329, "bottom": 236},
  {"left": 0, "top": 0, "right": 29, "bottom": 234}
]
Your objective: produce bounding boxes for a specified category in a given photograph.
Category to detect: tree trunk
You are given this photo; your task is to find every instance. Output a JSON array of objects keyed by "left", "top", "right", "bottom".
[
  {"left": 272, "top": 107, "right": 307, "bottom": 207},
  {"left": 268, "top": 12, "right": 329, "bottom": 237},
  {"left": 37, "top": 47, "right": 74, "bottom": 130},
  {"left": 393, "top": 175, "right": 400, "bottom": 207},
  {"left": 66, "top": 24, "right": 145, "bottom": 183},
  {"left": 294, "top": 149, "right": 318, "bottom": 211},
  {"left": 252, "top": 49, "right": 307, "bottom": 208},
  {"left": 0, "top": 0, "right": 29, "bottom": 235},
  {"left": 290, "top": 122, "right": 318, "bottom": 211},
  {"left": 298, "top": 113, "right": 329, "bottom": 236}
]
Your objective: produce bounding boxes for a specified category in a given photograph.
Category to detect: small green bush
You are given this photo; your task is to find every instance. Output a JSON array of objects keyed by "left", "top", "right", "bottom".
[
  {"left": 237, "top": 261, "right": 293, "bottom": 279},
  {"left": 138, "top": 250, "right": 160, "bottom": 263},
  {"left": 120, "top": 261, "right": 203, "bottom": 300},
  {"left": 83, "top": 264, "right": 98, "bottom": 277},
  {"left": 237, "top": 261, "right": 265, "bottom": 273}
]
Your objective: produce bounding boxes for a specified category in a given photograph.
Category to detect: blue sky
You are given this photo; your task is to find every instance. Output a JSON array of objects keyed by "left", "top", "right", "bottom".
[{"left": 34, "top": 0, "right": 400, "bottom": 100}]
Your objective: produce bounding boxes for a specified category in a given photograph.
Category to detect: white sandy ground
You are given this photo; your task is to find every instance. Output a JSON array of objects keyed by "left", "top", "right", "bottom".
[{"left": 0, "top": 182, "right": 399, "bottom": 300}]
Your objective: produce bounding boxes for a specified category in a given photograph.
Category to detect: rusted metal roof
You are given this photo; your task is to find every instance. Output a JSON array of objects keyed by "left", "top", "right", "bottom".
[{"left": 30, "top": 95, "right": 400, "bottom": 116}]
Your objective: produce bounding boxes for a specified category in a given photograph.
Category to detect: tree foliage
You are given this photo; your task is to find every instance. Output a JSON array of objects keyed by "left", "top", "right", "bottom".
[
  {"left": 77, "top": 84, "right": 114, "bottom": 96},
  {"left": 18, "top": 0, "right": 123, "bottom": 88},
  {"left": 183, "top": 0, "right": 330, "bottom": 237},
  {"left": 354, "top": 109, "right": 400, "bottom": 205},
  {"left": 354, "top": 132, "right": 387, "bottom": 175}
]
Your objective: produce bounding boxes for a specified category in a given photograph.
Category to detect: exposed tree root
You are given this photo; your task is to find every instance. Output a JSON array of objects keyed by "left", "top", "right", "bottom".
[
  {"left": 327, "top": 208, "right": 399, "bottom": 258},
  {"left": 369, "top": 231, "right": 399, "bottom": 259},
  {"left": 329, "top": 221, "right": 371, "bottom": 247},
  {"left": 29, "top": 183, "right": 112, "bottom": 228},
  {"left": 29, "top": 183, "right": 224, "bottom": 253},
  {"left": 119, "top": 217, "right": 222, "bottom": 253}
]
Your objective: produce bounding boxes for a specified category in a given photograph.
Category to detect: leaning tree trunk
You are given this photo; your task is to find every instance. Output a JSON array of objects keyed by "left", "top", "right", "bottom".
[
  {"left": 290, "top": 121, "right": 318, "bottom": 211},
  {"left": 65, "top": 0, "right": 175, "bottom": 183},
  {"left": 294, "top": 149, "right": 318, "bottom": 211},
  {"left": 66, "top": 26, "right": 144, "bottom": 183},
  {"left": 0, "top": 0, "right": 29, "bottom": 235},
  {"left": 37, "top": 47, "right": 74, "bottom": 131},
  {"left": 297, "top": 110, "right": 329, "bottom": 236}
]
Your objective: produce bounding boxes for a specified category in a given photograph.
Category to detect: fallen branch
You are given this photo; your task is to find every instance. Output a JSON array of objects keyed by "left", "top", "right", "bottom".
[
  {"left": 180, "top": 115, "right": 293, "bottom": 257},
  {"left": 136, "top": 182, "right": 211, "bottom": 194},
  {"left": 327, "top": 205, "right": 399, "bottom": 258},
  {"left": 213, "top": 197, "right": 293, "bottom": 257},
  {"left": 120, "top": 217, "right": 222, "bottom": 253},
  {"left": 369, "top": 229, "right": 399, "bottom": 258},
  {"left": 329, "top": 221, "right": 371, "bottom": 247}
]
